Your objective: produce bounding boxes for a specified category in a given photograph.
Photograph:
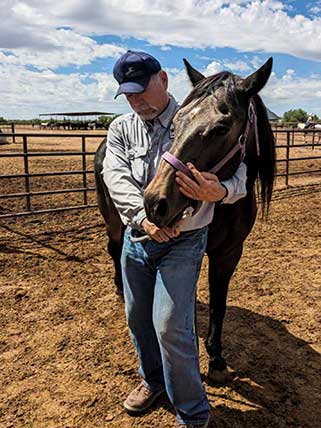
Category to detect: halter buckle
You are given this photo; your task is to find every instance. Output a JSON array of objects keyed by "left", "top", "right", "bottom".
[
  {"left": 248, "top": 101, "right": 255, "bottom": 124},
  {"left": 238, "top": 134, "right": 245, "bottom": 145}
]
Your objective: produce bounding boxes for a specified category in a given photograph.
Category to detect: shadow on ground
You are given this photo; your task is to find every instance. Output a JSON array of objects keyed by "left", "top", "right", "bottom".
[{"left": 196, "top": 303, "right": 321, "bottom": 428}]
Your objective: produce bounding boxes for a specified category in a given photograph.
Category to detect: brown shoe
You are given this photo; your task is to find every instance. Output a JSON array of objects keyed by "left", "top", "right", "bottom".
[
  {"left": 177, "top": 413, "right": 211, "bottom": 428},
  {"left": 123, "top": 382, "right": 164, "bottom": 413}
]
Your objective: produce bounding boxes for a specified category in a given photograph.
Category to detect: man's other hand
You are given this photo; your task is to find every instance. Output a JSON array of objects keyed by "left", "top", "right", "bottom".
[{"left": 141, "top": 218, "right": 181, "bottom": 243}]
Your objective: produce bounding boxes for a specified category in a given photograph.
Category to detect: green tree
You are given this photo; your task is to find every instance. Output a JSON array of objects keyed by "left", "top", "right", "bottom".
[{"left": 282, "top": 109, "right": 308, "bottom": 123}]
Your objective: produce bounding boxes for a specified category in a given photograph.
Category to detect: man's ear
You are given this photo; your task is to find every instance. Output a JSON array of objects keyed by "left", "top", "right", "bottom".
[{"left": 159, "top": 70, "right": 168, "bottom": 90}]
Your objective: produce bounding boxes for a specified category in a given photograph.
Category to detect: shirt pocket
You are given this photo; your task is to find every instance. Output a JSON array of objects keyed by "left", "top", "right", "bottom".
[{"left": 127, "top": 145, "right": 149, "bottom": 186}]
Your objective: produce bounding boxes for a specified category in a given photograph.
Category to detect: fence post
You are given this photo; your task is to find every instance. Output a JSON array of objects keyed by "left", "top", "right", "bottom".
[
  {"left": 11, "top": 123, "right": 16, "bottom": 144},
  {"left": 285, "top": 131, "right": 290, "bottom": 186},
  {"left": 22, "top": 135, "right": 31, "bottom": 211},
  {"left": 312, "top": 130, "right": 315, "bottom": 150},
  {"left": 81, "top": 136, "right": 88, "bottom": 205}
]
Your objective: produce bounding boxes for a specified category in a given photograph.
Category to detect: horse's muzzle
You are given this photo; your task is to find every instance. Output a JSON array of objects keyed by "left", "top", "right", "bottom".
[
  {"left": 144, "top": 193, "right": 200, "bottom": 228},
  {"left": 144, "top": 195, "right": 171, "bottom": 228}
]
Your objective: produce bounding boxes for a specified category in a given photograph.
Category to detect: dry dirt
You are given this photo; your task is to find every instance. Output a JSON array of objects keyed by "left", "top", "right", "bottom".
[{"left": 0, "top": 129, "right": 321, "bottom": 428}]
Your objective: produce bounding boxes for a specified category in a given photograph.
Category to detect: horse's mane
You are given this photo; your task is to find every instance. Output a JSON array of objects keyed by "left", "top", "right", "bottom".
[
  {"left": 252, "top": 94, "right": 276, "bottom": 217},
  {"left": 181, "top": 72, "right": 276, "bottom": 218}
]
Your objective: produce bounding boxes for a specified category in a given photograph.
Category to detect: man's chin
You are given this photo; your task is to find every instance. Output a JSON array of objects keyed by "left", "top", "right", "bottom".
[{"left": 137, "top": 110, "right": 158, "bottom": 121}]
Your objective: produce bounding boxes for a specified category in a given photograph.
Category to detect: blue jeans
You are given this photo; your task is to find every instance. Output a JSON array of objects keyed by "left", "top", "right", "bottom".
[{"left": 121, "top": 226, "right": 210, "bottom": 425}]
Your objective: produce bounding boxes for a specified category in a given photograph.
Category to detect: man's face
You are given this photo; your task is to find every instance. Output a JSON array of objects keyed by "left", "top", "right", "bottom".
[{"left": 125, "top": 71, "right": 169, "bottom": 120}]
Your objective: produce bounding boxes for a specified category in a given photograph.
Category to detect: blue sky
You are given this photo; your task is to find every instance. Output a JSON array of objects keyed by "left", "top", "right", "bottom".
[{"left": 1, "top": 0, "right": 321, "bottom": 119}]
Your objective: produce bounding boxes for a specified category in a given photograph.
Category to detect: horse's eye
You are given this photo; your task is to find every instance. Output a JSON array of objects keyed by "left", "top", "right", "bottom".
[
  {"left": 204, "top": 125, "right": 229, "bottom": 139},
  {"left": 215, "top": 125, "right": 230, "bottom": 136}
]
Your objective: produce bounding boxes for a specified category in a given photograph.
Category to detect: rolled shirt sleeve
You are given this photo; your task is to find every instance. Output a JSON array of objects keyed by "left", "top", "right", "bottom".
[
  {"left": 102, "top": 119, "right": 147, "bottom": 229},
  {"left": 221, "top": 162, "right": 247, "bottom": 204}
]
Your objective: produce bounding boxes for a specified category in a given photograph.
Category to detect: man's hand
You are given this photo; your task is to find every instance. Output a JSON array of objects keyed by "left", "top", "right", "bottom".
[
  {"left": 141, "top": 218, "right": 181, "bottom": 243},
  {"left": 176, "top": 163, "right": 227, "bottom": 202}
]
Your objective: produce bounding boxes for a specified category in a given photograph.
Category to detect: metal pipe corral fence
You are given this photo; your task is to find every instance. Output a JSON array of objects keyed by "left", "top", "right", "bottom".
[{"left": 1, "top": 129, "right": 321, "bottom": 219}]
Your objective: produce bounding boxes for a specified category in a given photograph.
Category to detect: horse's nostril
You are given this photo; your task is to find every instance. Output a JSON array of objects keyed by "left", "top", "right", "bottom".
[{"left": 154, "top": 197, "right": 169, "bottom": 219}]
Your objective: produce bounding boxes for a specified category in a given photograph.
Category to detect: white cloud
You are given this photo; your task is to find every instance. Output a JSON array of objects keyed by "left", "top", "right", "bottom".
[
  {"left": 2, "top": 59, "right": 321, "bottom": 119},
  {"left": 310, "top": 6, "right": 321, "bottom": 14},
  {"left": 2, "top": 1, "right": 321, "bottom": 64},
  {"left": 281, "top": 69, "right": 295, "bottom": 81},
  {"left": 2, "top": 1, "right": 321, "bottom": 118},
  {"left": 222, "top": 59, "right": 252, "bottom": 73},
  {"left": 307, "top": 1, "right": 321, "bottom": 15},
  {"left": 167, "top": 68, "right": 191, "bottom": 103},
  {"left": 0, "top": 63, "right": 126, "bottom": 119},
  {"left": 36, "top": 0, "right": 321, "bottom": 62},
  {"left": 204, "top": 61, "right": 223, "bottom": 76},
  {"left": 261, "top": 71, "right": 321, "bottom": 117},
  {"left": 190, "top": 58, "right": 252, "bottom": 77},
  {"left": 0, "top": 29, "right": 125, "bottom": 70}
]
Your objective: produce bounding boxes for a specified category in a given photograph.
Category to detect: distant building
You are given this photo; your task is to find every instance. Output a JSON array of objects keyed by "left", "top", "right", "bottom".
[{"left": 266, "top": 107, "right": 280, "bottom": 122}]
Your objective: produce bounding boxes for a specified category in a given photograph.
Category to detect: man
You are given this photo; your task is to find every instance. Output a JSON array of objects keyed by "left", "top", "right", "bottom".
[{"left": 103, "top": 50, "right": 247, "bottom": 428}]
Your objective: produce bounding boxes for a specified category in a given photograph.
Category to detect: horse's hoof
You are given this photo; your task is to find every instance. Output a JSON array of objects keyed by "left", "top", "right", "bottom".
[
  {"left": 207, "top": 357, "right": 233, "bottom": 384},
  {"left": 207, "top": 366, "right": 233, "bottom": 384}
]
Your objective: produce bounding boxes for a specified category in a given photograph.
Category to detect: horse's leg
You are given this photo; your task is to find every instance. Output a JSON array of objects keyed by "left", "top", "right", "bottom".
[
  {"left": 97, "top": 187, "right": 124, "bottom": 296},
  {"left": 107, "top": 222, "right": 125, "bottom": 296},
  {"left": 206, "top": 243, "right": 243, "bottom": 382},
  {"left": 94, "top": 141, "right": 124, "bottom": 296}
]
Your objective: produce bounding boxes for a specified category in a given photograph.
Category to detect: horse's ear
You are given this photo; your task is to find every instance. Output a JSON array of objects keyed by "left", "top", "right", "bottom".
[
  {"left": 239, "top": 57, "right": 273, "bottom": 97},
  {"left": 183, "top": 58, "right": 205, "bottom": 86}
]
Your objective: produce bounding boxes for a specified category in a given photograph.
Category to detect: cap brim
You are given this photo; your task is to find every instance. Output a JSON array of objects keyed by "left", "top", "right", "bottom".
[{"left": 114, "top": 80, "right": 149, "bottom": 99}]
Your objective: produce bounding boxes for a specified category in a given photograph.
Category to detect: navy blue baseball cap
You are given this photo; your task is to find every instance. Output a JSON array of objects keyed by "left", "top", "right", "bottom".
[{"left": 113, "top": 50, "right": 161, "bottom": 98}]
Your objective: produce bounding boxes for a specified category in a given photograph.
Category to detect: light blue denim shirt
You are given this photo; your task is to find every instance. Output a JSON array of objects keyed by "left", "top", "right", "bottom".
[{"left": 102, "top": 94, "right": 247, "bottom": 231}]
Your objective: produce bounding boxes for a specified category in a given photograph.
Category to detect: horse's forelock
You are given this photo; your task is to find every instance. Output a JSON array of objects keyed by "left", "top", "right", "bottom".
[{"left": 181, "top": 71, "right": 235, "bottom": 108}]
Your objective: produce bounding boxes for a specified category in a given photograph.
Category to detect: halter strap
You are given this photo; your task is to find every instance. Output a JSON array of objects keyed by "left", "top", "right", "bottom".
[{"left": 162, "top": 152, "right": 194, "bottom": 179}]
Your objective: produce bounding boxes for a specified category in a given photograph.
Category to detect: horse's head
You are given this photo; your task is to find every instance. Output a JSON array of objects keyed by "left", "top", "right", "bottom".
[{"left": 144, "top": 57, "right": 273, "bottom": 228}]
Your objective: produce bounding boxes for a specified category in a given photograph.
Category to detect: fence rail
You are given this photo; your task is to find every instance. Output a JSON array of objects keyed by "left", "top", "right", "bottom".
[
  {"left": 0, "top": 123, "right": 15, "bottom": 143},
  {"left": 1, "top": 129, "right": 321, "bottom": 219},
  {"left": 272, "top": 127, "right": 321, "bottom": 186},
  {"left": 0, "top": 132, "right": 104, "bottom": 219}
]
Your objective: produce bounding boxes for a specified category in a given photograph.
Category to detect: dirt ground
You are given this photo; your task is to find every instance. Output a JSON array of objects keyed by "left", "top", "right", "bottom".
[{"left": 0, "top": 130, "right": 321, "bottom": 428}]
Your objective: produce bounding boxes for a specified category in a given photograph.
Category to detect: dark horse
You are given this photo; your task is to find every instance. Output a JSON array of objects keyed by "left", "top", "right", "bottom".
[{"left": 94, "top": 58, "right": 276, "bottom": 380}]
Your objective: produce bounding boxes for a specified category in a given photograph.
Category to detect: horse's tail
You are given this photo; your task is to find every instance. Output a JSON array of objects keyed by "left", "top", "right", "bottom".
[{"left": 253, "top": 95, "right": 276, "bottom": 218}]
